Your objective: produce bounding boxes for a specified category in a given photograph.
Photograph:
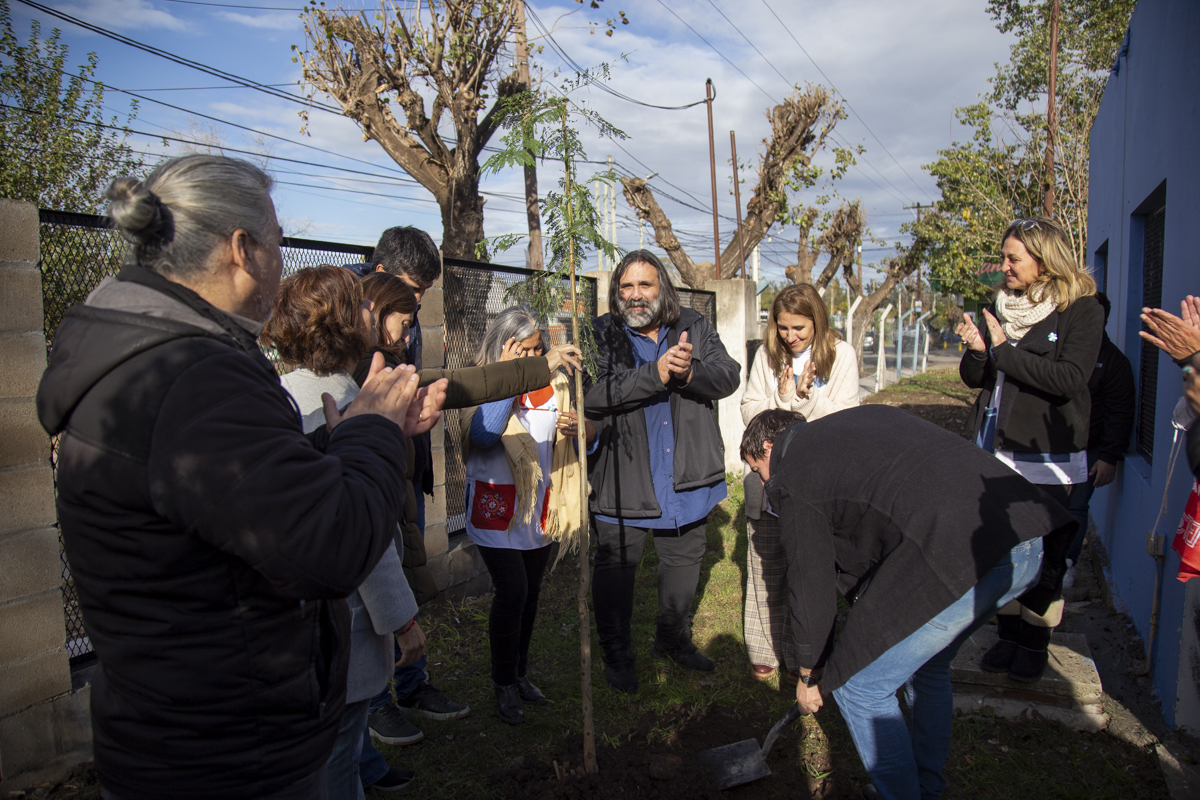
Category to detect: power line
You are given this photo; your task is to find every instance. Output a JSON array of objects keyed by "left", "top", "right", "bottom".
[
  {"left": 524, "top": 6, "right": 709, "bottom": 111},
  {"left": 72, "top": 70, "right": 422, "bottom": 181},
  {"left": 647, "top": 0, "right": 912, "bottom": 207},
  {"left": 14, "top": 0, "right": 339, "bottom": 113},
  {"left": 159, "top": 0, "right": 302, "bottom": 8},
  {"left": 758, "top": 0, "right": 932, "bottom": 202},
  {"left": 124, "top": 84, "right": 298, "bottom": 92}
]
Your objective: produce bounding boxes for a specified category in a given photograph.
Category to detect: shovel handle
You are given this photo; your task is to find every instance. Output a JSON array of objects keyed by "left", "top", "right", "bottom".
[{"left": 760, "top": 703, "right": 804, "bottom": 759}]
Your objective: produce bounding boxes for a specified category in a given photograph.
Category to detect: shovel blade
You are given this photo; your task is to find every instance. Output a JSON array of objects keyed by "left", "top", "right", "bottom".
[{"left": 698, "top": 739, "right": 771, "bottom": 790}]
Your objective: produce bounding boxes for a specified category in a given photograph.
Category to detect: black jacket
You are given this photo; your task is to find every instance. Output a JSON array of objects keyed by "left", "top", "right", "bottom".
[
  {"left": 962, "top": 296, "right": 1104, "bottom": 454},
  {"left": 584, "top": 308, "right": 740, "bottom": 518},
  {"left": 37, "top": 268, "right": 405, "bottom": 800},
  {"left": 1086, "top": 333, "right": 1136, "bottom": 465},
  {"left": 765, "top": 405, "right": 1076, "bottom": 693}
]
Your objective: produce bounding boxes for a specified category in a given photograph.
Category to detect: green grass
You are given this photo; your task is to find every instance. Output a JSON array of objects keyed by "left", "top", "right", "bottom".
[{"left": 869, "top": 367, "right": 978, "bottom": 404}]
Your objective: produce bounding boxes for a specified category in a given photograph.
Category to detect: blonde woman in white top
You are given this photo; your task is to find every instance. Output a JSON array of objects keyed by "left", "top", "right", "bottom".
[{"left": 740, "top": 283, "right": 859, "bottom": 681}]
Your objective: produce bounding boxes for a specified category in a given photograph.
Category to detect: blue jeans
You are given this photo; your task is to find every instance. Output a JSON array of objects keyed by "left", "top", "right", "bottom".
[
  {"left": 325, "top": 698, "right": 370, "bottom": 800},
  {"left": 832, "top": 537, "right": 1044, "bottom": 800},
  {"left": 358, "top": 725, "right": 390, "bottom": 789}
]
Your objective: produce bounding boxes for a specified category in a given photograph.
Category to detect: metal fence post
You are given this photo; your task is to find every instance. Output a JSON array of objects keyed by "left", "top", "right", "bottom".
[
  {"left": 913, "top": 311, "right": 932, "bottom": 374},
  {"left": 875, "top": 304, "right": 893, "bottom": 393}
]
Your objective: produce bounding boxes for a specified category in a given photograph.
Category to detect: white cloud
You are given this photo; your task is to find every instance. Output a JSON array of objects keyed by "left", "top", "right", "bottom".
[
  {"left": 52, "top": 0, "right": 186, "bottom": 32},
  {"left": 215, "top": 11, "right": 303, "bottom": 33}
]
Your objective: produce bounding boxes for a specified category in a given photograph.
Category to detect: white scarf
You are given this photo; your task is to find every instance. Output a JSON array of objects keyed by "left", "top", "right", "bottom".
[{"left": 994, "top": 288, "right": 1055, "bottom": 343}]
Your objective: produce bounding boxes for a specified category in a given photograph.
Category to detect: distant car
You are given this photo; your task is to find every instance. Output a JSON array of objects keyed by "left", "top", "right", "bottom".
[
  {"left": 942, "top": 327, "right": 962, "bottom": 344},
  {"left": 863, "top": 331, "right": 876, "bottom": 349}
]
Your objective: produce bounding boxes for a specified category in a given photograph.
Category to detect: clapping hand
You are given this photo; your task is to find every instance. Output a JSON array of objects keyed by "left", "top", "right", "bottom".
[
  {"left": 323, "top": 353, "right": 419, "bottom": 433},
  {"left": 795, "top": 360, "right": 817, "bottom": 399},
  {"left": 778, "top": 365, "right": 795, "bottom": 398},
  {"left": 657, "top": 331, "right": 694, "bottom": 385},
  {"left": 956, "top": 313, "right": 986, "bottom": 353},
  {"left": 980, "top": 309, "right": 1006, "bottom": 347},
  {"left": 1140, "top": 295, "right": 1200, "bottom": 361}
]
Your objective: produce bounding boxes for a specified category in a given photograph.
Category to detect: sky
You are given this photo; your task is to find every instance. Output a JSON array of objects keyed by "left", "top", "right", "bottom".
[{"left": 7, "top": 0, "right": 1017, "bottom": 282}]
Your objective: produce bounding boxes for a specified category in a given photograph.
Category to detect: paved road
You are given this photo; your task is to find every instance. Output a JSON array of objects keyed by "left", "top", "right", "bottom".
[{"left": 857, "top": 344, "right": 966, "bottom": 400}]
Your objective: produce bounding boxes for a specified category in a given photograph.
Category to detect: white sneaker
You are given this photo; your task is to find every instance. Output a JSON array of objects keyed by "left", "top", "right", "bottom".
[{"left": 1062, "top": 558, "right": 1076, "bottom": 589}]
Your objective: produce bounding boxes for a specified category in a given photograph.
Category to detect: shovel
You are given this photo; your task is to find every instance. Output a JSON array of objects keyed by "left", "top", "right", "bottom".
[{"left": 699, "top": 703, "right": 804, "bottom": 790}]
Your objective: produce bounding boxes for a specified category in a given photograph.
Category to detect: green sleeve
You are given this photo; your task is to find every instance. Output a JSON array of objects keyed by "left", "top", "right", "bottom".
[{"left": 418, "top": 356, "right": 553, "bottom": 410}]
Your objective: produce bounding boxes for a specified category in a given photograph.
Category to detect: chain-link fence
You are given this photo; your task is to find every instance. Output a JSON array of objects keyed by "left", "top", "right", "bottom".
[
  {"left": 39, "top": 210, "right": 375, "bottom": 665},
  {"left": 678, "top": 287, "right": 716, "bottom": 325},
  {"left": 440, "top": 257, "right": 597, "bottom": 535}
]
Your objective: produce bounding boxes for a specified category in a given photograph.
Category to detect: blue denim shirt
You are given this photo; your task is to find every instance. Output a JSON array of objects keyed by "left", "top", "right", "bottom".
[{"left": 595, "top": 325, "right": 727, "bottom": 529}]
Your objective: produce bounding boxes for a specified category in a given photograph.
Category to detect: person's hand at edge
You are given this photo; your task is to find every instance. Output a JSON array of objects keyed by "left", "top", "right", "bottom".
[
  {"left": 1090, "top": 459, "right": 1117, "bottom": 488},
  {"left": 394, "top": 619, "right": 426, "bottom": 669},
  {"left": 1140, "top": 298, "right": 1200, "bottom": 361},
  {"left": 795, "top": 669, "right": 823, "bottom": 715}
]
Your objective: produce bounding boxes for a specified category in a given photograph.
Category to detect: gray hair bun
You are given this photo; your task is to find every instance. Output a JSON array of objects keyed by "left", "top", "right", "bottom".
[{"left": 106, "top": 177, "right": 170, "bottom": 245}]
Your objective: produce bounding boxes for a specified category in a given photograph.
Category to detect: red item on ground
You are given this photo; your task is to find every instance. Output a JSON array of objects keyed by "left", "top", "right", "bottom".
[{"left": 1171, "top": 480, "right": 1200, "bottom": 582}]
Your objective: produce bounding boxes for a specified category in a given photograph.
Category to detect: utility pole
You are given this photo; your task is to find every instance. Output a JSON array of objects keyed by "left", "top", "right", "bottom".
[
  {"left": 607, "top": 155, "right": 615, "bottom": 269},
  {"left": 730, "top": 130, "right": 745, "bottom": 279},
  {"left": 705, "top": 79, "right": 721, "bottom": 278},
  {"left": 903, "top": 202, "right": 924, "bottom": 309},
  {"left": 513, "top": 0, "right": 543, "bottom": 270},
  {"left": 593, "top": 180, "right": 602, "bottom": 271},
  {"left": 1043, "top": 0, "right": 1059, "bottom": 217}
]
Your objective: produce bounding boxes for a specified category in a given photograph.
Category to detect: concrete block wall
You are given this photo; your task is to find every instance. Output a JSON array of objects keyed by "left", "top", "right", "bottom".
[
  {"left": 0, "top": 198, "right": 92, "bottom": 790},
  {"left": 419, "top": 273, "right": 491, "bottom": 598},
  {"left": 704, "top": 279, "right": 757, "bottom": 477}
]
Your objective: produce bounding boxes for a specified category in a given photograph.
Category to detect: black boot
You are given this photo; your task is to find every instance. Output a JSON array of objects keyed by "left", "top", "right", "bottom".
[
  {"left": 980, "top": 614, "right": 1021, "bottom": 673},
  {"left": 601, "top": 640, "right": 638, "bottom": 694},
  {"left": 517, "top": 675, "right": 551, "bottom": 705},
  {"left": 651, "top": 623, "right": 714, "bottom": 672},
  {"left": 1008, "top": 621, "right": 1052, "bottom": 683},
  {"left": 494, "top": 683, "right": 524, "bottom": 725}
]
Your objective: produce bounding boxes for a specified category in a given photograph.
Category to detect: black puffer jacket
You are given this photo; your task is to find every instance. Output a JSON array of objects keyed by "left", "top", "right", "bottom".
[
  {"left": 37, "top": 268, "right": 405, "bottom": 800},
  {"left": 584, "top": 308, "right": 740, "bottom": 518}
]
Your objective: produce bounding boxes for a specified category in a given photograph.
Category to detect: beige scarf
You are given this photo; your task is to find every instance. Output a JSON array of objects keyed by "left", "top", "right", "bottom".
[
  {"left": 543, "top": 372, "right": 586, "bottom": 569},
  {"left": 994, "top": 288, "right": 1055, "bottom": 343}
]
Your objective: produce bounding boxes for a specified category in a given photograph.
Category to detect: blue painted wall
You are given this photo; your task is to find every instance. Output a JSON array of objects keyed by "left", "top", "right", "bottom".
[{"left": 1087, "top": 0, "right": 1200, "bottom": 729}]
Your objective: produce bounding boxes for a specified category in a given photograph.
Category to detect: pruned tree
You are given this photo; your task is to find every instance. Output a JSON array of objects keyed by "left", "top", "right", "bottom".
[
  {"left": 621, "top": 85, "right": 848, "bottom": 288},
  {"left": 809, "top": 201, "right": 865, "bottom": 292},
  {"left": 784, "top": 205, "right": 820, "bottom": 285},
  {"left": 296, "top": 0, "right": 520, "bottom": 258}
]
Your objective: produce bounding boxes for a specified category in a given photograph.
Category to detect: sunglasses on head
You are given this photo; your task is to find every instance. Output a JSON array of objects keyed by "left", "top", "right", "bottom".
[{"left": 1011, "top": 218, "right": 1041, "bottom": 231}]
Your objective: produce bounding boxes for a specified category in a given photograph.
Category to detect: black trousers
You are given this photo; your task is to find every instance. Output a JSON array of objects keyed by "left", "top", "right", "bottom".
[
  {"left": 476, "top": 543, "right": 553, "bottom": 685},
  {"left": 591, "top": 516, "right": 708, "bottom": 668}
]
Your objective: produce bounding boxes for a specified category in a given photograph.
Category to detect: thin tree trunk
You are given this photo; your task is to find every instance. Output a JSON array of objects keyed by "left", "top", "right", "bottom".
[{"left": 561, "top": 111, "right": 596, "bottom": 774}]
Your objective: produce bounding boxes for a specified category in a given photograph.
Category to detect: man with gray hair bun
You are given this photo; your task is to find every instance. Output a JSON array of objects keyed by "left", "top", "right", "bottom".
[
  {"left": 584, "top": 250, "right": 740, "bottom": 693},
  {"left": 36, "top": 155, "right": 446, "bottom": 800}
]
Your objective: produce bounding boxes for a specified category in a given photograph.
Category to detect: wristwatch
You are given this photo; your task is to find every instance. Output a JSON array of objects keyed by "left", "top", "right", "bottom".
[{"left": 799, "top": 672, "right": 818, "bottom": 687}]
